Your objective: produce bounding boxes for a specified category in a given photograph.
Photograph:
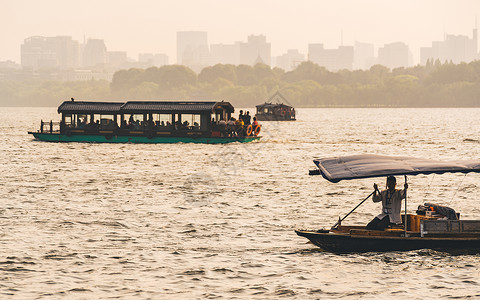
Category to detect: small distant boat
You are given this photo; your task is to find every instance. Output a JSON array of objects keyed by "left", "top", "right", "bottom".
[
  {"left": 255, "top": 91, "right": 295, "bottom": 121},
  {"left": 28, "top": 99, "right": 261, "bottom": 144},
  {"left": 296, "top": 154, "right": 480, "bottom": 253}
]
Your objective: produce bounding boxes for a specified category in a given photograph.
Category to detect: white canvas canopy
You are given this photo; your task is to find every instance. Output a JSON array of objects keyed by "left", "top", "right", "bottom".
[{"left": 313, "top": 154, "right": 480, "bottom": 183}]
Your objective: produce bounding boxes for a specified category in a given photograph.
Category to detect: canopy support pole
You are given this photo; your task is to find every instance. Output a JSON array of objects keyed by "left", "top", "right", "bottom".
[
  {"left": 404, "top": 175, "right": 408, "bottom": 237},
  {"left": 331, "top": 191, "right": 375, "bottom": 229}
]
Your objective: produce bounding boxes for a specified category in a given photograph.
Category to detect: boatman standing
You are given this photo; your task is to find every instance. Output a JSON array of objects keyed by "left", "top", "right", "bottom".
[{"left": 366, "top": 176, "right": 408, "bottom": 231}]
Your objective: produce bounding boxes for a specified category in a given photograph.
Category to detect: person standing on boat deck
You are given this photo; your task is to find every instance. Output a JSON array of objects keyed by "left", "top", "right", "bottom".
[
  {"left": 366, "top": 176, "right": 408, "bottom": 231},
  {"left": 244, "top": 111, "right": 251, "bottom": 125},
  {"left": 252, "top": 117, "right": 258, "bottom": 127}
]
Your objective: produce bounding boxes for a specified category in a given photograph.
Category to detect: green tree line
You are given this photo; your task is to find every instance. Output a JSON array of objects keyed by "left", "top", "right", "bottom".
[{"left": 2, "top": 59, "right": 480, "bottom": 107}]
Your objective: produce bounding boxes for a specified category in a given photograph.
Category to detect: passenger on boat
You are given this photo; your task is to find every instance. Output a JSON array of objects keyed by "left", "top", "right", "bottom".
[
  {"left": 235, "top": 117, "right": 244, "bottom": 127},
  {"left": 366, "top": 176, "right": 408, "bottom": 231},
  {"left": 239, "top": 110, "right": 244, "bottom": 122},
  {"left": 85, "top": 120, "right": 95, "bottom": 129},
  {"left": 78, "top": 118, "right": 87, "bottom": 129},
  {"left": 134, "top": 120, "right": 141, "bottom": 130},
  {"left": 227, "top": 117, "right": 236, "bottom": 136},
  {"left": 244, "top": 111, "right": 251, "bottom": 125},
  {"left": 235, "top": 117, "right": 244, "bottom": 136},
  {"left": 148, "top": 117, "right": 154, "bottom": 129},
  {"left": 252, "top": 117, "right": 258, "bottom": 127}
]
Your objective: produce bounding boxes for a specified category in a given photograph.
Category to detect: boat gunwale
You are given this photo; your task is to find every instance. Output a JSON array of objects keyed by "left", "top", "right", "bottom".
[{"left": 296, "top": 230, "right": 480, "bottom": 241}]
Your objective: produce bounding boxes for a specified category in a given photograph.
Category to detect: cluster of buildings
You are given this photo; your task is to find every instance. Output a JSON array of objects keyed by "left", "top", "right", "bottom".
[
  {"left": 420, "top": 28, "right": 478, "bottom": 65},
  {"left": 20, "top": 36, "right": 169, "bottom": 70},
  {"left": 0, "top": 28, "right": 478, "bottom": 81},
  {"left": 7, "top": 36, "right": 168, "bottom": 81},
  {"left": 177, "top": 29, "right": 477, "bottom": 72}
]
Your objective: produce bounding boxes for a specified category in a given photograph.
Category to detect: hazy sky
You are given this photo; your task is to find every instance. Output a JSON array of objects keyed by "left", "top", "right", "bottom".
[{"left": 2, "top": 0, "right": 480, "bottom": 64}]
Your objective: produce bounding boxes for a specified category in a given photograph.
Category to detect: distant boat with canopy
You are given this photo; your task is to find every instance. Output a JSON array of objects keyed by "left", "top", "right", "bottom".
[
  {"left": 255, "top": 91, "right": 296, "bottom": 121},
  {"left": 28, "top": 99, "right": 261, "bottom": 144},
  {"left": 296, "top": 154, "right": 480, "bottom": 253}
]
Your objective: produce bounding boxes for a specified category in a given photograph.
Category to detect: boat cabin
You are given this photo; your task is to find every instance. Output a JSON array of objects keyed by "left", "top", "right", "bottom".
[
  {"left": 255, "top": 102, "right": 296, "bottom": 121},
  {"left": 30, "top": 99, "right": 261, "bottom": 144},
  {"left": 255, "top": 91, "right": 296, "bottom": 121},
  {"left": 57, "top": 100, "right": 234, "bottom": 132}
]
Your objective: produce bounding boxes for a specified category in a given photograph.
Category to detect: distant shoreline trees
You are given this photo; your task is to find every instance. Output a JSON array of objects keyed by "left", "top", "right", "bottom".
[{"left": 2, "top": 60, "right": 480, "bottom": 107}]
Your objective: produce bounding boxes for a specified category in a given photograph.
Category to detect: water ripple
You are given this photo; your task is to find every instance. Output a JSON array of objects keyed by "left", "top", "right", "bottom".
[{"left": 1, "top": 107, "right": 480, "bottom": 298}]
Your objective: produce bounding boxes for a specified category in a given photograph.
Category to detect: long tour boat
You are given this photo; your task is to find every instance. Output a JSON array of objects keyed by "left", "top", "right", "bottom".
[
  {"left": 28, "top": 99, "right": 261, "bottom": 144},
  {"left": 296, "top": 154, "right": 480, "bottom": 254}
]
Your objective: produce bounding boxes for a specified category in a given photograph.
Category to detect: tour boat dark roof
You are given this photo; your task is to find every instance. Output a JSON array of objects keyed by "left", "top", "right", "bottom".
[
  {"left": 57, "top": 100, "right": 234, "bottom": 114},
  {"left": 255, "top": 102, "right": 293, "bottom": 109},
  {"left": 58, "top": 101, "right": 123, "bottom": 113},
  {"left": 312, "top": 154, "right": 480, "bottom": 183},
  {"left": 121, "top": 101, "right": 234, "bottom": 113}
]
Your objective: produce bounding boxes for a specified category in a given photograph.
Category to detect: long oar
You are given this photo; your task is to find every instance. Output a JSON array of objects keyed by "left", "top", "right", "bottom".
[{"left": 331, "top": 190, "right": 375, "bottom": 229}]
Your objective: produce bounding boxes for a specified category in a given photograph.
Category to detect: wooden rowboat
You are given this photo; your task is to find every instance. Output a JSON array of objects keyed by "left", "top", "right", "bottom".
[{"left": 296, "top": 155, "right": 480, "bottom": 253}]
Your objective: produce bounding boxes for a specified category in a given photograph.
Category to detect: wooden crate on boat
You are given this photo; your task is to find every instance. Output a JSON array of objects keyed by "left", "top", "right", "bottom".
[
  {"left": 421, "top": 220, "right": 480, "bottom": 237},
  {"left": 404, "top": 214, "right": 438, "bottom": 232}
]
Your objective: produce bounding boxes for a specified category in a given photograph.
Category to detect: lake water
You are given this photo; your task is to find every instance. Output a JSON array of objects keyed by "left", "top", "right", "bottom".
[{"left": 1, "top": 107, "right": 480, "bottom": 299}]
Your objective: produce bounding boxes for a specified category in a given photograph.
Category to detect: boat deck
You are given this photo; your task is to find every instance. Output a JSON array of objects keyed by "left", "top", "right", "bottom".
[{"left": 296, "top": 216, "right": 480, "bottom": 253}]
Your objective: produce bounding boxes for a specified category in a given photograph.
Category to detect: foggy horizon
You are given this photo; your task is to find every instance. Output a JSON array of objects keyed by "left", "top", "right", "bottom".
[{"left": 2, "top": 0, "right": 480, "bottom": 64}]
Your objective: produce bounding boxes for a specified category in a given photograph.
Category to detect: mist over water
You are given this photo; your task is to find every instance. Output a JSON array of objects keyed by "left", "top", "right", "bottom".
[{"left": 1, "top": 107, "right": 480, "bottom": 299}]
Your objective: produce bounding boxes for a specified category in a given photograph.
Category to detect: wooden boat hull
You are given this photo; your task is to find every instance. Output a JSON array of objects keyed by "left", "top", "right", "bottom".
[
  {"left": 295, "top": 230, "right": 480, "bottom": 254},
  {"left": 29, "top": 132, "right": 260, "bottom": 144}
]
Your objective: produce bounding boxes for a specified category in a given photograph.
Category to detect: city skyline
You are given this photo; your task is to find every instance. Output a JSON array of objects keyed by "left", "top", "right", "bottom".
[
  {"left": 13, "top": 28, "right": 478, "bottom": 74},
  {"left": 2, "top": 0, "right": 480, "bottom": 65}
]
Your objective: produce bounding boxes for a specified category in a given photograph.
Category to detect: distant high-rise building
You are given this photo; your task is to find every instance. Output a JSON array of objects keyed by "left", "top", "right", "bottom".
[
  {"left": 308, "top": 43, "right": 353, "bottom": 71},
  {"left": 240, "top": 35, "right": 271, "bottom": 66},
  {"left": 210, "top": 35, "right": 271, "bottom": 67},
  {"left": 353, "top": 41, "right": 375, "bottom": 70},
  {"left": 176, "top": 31, "right": 209, "bottom": 71},
  {"left": 138, "top": 53, "right": 169, "bottom": 67},
  {"left": 210, "top": 42, "right": 241, "bottom": 65},
  {"left": 107, "top": 51, "right": 128, "bottom": 68},
  {"left": 420, "top": 28, "right": 478, "bottom": 65},
  {"left": 377, "top": 42, "right": 411, "bottom": 69},
  {"left": 21, "top": 36, "right": 80, "bottom": 69},
  {"left": 54, "top": 36, "right": 80, "bottom": 69},
  {"left": 276, "top": 49, "right": 305, "bottom": 71},
  {"left": 83, "top": 39, "right": 107, "bottom": 67}
]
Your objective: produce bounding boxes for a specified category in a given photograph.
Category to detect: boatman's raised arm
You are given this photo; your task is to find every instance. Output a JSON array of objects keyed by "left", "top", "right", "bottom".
[
  {"left": 372, "top": 181, "right": 408, "bottom": 202},
  {"left": 372, "top": 183, "right": 381, "bottom": 202}
]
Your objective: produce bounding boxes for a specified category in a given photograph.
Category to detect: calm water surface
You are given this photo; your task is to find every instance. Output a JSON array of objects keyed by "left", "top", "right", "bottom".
[{"left": 1, "top": 107, "right": 480, "bottom": 299}]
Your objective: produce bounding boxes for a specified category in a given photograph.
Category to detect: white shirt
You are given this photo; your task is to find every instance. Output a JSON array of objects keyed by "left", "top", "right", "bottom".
[{"left": 372, "top": 189, "right": 406, "bottom": 224}]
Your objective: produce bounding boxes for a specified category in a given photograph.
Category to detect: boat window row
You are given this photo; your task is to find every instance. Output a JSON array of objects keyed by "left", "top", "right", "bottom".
[
  {"left": 63, "top": 113, "right": 209, "bottom": 132},
  {"left": 55, "top": 111, "right": 259, "bottom": 138}
]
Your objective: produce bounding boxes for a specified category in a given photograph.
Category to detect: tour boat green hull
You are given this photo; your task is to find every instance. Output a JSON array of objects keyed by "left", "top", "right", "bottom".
[{"left": 29, "top": 132, "right": 260, "bottom": 144}]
